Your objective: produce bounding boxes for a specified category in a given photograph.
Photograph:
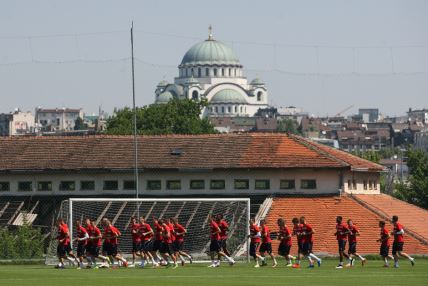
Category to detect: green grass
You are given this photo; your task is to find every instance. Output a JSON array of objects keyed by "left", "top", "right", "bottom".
[{"left": 0, "top": 260, "right": 426, "bottom": 286}]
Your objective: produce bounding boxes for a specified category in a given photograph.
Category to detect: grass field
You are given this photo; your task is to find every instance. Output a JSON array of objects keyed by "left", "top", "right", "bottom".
[{"left": 0, "top": 260, "right": 427, "bottom": 286}]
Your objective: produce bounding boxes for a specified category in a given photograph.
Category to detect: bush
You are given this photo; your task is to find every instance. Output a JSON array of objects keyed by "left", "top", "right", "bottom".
[{"left": 0, "top": 224, "right": 44, "bottom": 260}]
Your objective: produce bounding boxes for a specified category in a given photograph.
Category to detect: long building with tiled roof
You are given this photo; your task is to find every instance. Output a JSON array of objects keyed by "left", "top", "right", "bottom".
[{"left": 0, "top": 133, "right": 383, "bottom": 196}]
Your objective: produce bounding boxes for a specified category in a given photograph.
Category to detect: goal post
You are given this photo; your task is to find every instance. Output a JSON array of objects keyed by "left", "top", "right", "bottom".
[{"left": 46, "top": 198, "right": 251, "bottom": 265}]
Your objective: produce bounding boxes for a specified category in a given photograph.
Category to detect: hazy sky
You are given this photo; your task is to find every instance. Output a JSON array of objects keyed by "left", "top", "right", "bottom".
[{"left": 0, "top": 0, "right": 427, "bottom": 116}]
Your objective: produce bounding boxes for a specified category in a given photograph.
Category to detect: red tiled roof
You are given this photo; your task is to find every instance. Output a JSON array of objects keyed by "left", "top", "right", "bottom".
[
  {"left": 264, "top": 196, "right": 428, "bottom": 255},
  {"left": 355, "top": 194, "right": 428, "bottom": 243},
  {"left": 0, "top": 133, "right": 382, "bottom": 172}
]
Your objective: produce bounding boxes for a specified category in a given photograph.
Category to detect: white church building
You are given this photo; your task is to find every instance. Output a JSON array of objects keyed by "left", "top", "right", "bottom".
[{"left": 154, "top": 27, "right": 269, "bottom": 117}]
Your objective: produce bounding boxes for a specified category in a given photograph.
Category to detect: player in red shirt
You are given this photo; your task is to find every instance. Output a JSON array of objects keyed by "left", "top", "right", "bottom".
[
  {"left": 138, "top": 216, "right": 157, "bottom": 267},
  {"left": 171, "top": 217, "right": 193, "bottom": 266},
  {"left": 259, "top": 219, "right": 277, "bottom": 267},
  {"left": 55, "top": 218, "right": 78, "bottom": 268},
  {"left": 208, "top": 214, "right": 235, "bottom": 267},
  {"left": 151, "top": 216, "right": 165, "bottom": 265},
  {"left": 377, "top": 220, "right": 394, "bottom": 267},
  {"left": 334, "top": 216, "right": 350, "bottom": 269},
  {"left": 249, "top": 218, "right": 265, "bottom": 267},
  {"left": 299, "top": 216, "right": 321, "bottom": 268},
  {"left": 346, "top": 219, "right": 366, "bottom": 267},
  {"left": 102, "top": 218, "right": 128, "bottom": 267},
  {"left": 73, "top": 219, "right": 89, "bottom": 269},
  {"left": 277, "top": 218, "right": 296, "bottom": 267},
  {"left": 130, "top": 217, "right": 142, "bottom": 265},
  {"left": 159, "top": 218, "right": 178, "bottom": 268},
  {"left": 216, "top": 214, "right": 231, "bottom": 257},
  {"left": 391, "top": 215, "right": 415, "bottom": 267}
]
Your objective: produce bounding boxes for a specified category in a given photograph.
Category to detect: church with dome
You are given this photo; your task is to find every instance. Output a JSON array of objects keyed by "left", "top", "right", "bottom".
[{"left": 154, "top": 27, "right": 269, "bottom": 117}]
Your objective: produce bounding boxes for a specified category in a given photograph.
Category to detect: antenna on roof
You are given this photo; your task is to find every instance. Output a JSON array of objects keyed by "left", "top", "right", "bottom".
[{"left": 208, "top": 24, "right": 213, "bottom": 40}]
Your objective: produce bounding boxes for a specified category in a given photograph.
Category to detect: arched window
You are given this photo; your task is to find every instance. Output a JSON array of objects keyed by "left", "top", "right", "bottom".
[
  {"left": 221, "top": 106, "right": 225, "bottom": 113},
  {"left": 234, "top": 106, "right": 237, "bottom": 113},
  {"left": 191, "top": 68, "right": 194, "bottom": 76},
  {"left": 205, "top": 68, "right": 209, "bottom": 76},
  {"left": 198, "top": 68, "right": 201, "bottom": 77},
  {"left": 215, "top": 106, "right": 218, "bottom": 113},
  {"left": 222, "top": 68, "right": 225, "bottom": 76},
  {"left": 240, "top": 106, "right": 243, "bottom": 113},
  {"left": 229, "top": 68, "right": 231, "bottom": 77},
  {"left": 214, "top": 68, "right": 217, "bottom": 76},
  {"left": 228, "top": 106, "right": 231, "bottom": 113},
  {"left": 257, "top": 91, "right": 263, "bottom": 101},
  {"left": 192, "top": 90, "right": 198, "bottom": 100}
]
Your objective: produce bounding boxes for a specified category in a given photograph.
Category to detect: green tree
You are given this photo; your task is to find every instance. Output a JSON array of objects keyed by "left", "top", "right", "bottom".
[
  {"left": 106, "top": 98, "right": 217, "bottom": 135},
  {"left": 74, "top": 117, "right": 87, "bottom": 130},
  {"left": 277, "top": 118, "right": 300, "bottom": 135},
  {"left": 393, "top": 148, "right": 428, "bottom": 209}
]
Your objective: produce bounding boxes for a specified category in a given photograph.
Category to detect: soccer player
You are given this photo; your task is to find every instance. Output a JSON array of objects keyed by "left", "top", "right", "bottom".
[
  {"left": 346, "top": 219, "right": 366, "bottom": 267},
  {"left": 259, "top": 219, "right": 277, "bottom": 267},
  {"left": 208, "top": 214, "right": 235, "bottom": 267},
  {"left": 130, "top": 217, "right": 142, "bottom": 266},
  {"left": 159, "top": 218, "right": 178, "bottom": 268},
  {"left": 102, "top": 218, "right": 128, "bottom": 267},
  {"left": 151, "top": 216, "right": 164, "bottom": 265},
  {"left": 249, "top": 218, "right": 265, "bottom": 267},
  {"left": 216, "top": 214, "right": 231, "bottom": 257},
  {"left": 294, "top": 216, "right": 321, "bottom": 268},
  {"left": 55, "top": 218, "right": 78, "bottom": 268},
  {"left": 88, "top": 219, "right": 110, "bottom": 268},
  {"left": 171, "top": 217, "right": 193, "bottom": 266},
  {"left": 73, "top": 219, "right": 89, "bottom": 269},
  {"left": 139, "top": 216, "right": 157, "bottom": 267},
  {"left": 291, "top": 217, "right": 303, "bottom": 268},
  {"left": 334, "top": 216, "right": 350, "bottom": 269},
  {"left": 377, "top": 220, "right": 394, "bottom": 267},
  {"left": 391, "top": 215, "right": 415, "bottom": 267},
  {"left": 277, "top": 218, "right": 295, "bottom": 266}
]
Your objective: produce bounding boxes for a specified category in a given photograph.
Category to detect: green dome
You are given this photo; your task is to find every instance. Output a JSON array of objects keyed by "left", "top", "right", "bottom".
[
  {"left": 210, "top": 89, "right": 247, "bottom": 104},
  {"left": 250, "top": 78, "right": 264, "bottom": 86},
  {"left": 180, "top": 40, "right": 240, "bottom": 67},
  {"left": 156, "top": 91, "right": 173, "bottom": 104}
]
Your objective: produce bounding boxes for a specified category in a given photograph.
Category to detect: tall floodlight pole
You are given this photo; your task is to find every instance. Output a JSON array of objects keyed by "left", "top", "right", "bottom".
[{"left": 131, "top": 22, "right": 139, "bottom": 216}]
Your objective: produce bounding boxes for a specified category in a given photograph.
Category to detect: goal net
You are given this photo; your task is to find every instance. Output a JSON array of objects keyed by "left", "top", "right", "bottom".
[{"left": 45, "top": 198, "right": 250, "bottom": 265}]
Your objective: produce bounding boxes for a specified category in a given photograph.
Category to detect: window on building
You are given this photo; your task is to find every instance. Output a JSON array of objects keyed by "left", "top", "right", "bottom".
[
  {"left": 363, "top": 180, "right": 367, "bottom": 190},
  {"left": 347, "top": 180, "right": 352, "bottom": 190},
  {"left": 255, "top": 180, "right": 270, "bottom": 190},
  {"left": 214, "top": 106, "right": 218, "bottom": 113},
  {"left": 221, "top": 107, "right": 225, "bottom": 113},
  {"left": 80, "top": 181, "right": 95, "bottom": 191},
  {"left": 369, "top": 180, "right": 373, "bottom": 190},
  {"left": 190, "top": 180, "right": 205, "bottom": 190},
  {"left": 280, "top": 180, "right": 295, "bottom": 189},
  {"left": 240, "top": 106, "right": 243, "bottom": 113},
  {"left": 234, "top": 106, "right": 237, "bottom": 113},
  {"left": 234, "top": 179, "right": 249, "bottom": 190},
  {"left": 147, "top": 180, "right": 161, "bottom": 190},
  {"left": 229, "top": 68, "right": 231, "bottom": 76},
  {"left": 191, "top": 68, "right": 194, "bottom": 76},
  {"left": 192, "top": 90, "right": 199, "bottom": 100},
  {"left": 103, "top": 180, "right": 118, "bottom": 190},
  {"left": 301, "top": 179, "right": 316, "bottom": 189},
  {"left": 167, "top": 180, "right": 181, "bottom": 190},
  {"left": 210, "top": 180, "right": 225, "bottom": 190},
  {"left": 0, "top": 182, "right": 10, "bottom": 192},
  {"left": 257, "top": 91, "right": 262, "bottom": 101},
  {"left": 123, "top": 180, "right": 136, "bottom": 190},
  {"left": 18, "top": 181, "right": 32, "bottom": 192},
  {"left": 37, "top": 181, "right": 52, "bottom": 191},
  {"left": 352, "top": 180, "right": 357, "bottom": 190},
  {"left": 198, "top": 68, "right": 201, "bottom": 77},
  {"left": 206, "top": 68, "right": 209, "bottom": 76},
  {"left": 59, "top": 181, "right": 75, "bottom": 191},
  {"left": 228, "top": 106, "right": 231, "bottom": 113},
  {"left": 374, "top": 181, "right": 378, "bottom": 190},
  {"left": 222, "top": 68, "right": 225, "bottom": 76},
  {"left": 213, "top": 68, "right": 217, "bottom": 76}
]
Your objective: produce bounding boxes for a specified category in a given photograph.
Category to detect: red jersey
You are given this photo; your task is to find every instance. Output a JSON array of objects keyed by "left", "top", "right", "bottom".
[
  {"left": 218, "top": 220, "right": 229, "bottom": 240},
  {"left": 173, "top": 223, "right": 186, "bottom": 242},
  {"left": 279, "top": 225, "right": 292, "bottom": 246},
  {"left": 348, "top": 225, "right": 358, "bottom": 243},
  {"left": 381, "top": 227, "right": 391, "bottom": 247},
  {"left": 90, "top": 225, "right": 102, "bottom": 247},
  {"left": 131, "top": 223, "right": 141, "bottom": 243},
  {"left": 293, "top": 224, "right": 304, "bottom": 243},
  {"left": 57, "top": 223, "right": 70, "bottom": 246},
  {"left": 104, "top": 225, "right": 120, "bottom": 245},
  {"left": 162, "top": 224, "right": 173, "bottom": 244},
  {"left": 154, "top": 221, "right": 163, "bottom": 241},
  {"left": 76, "top": 225, "right": 88, "bottom": 245},
  {"left": 210, "top": 220, "right": 220, "bottom": 241},
  {"left": 85, "top": 224, "right": 94, "bottom": 245},
  {"left": 168, "top": 222, "right": 176, "bottom": 241},
  {"left": 140, "top": 223, "right": 153, "bottom": 241},
  {"left": 393, "top": 222, "right": 404, "bottom": 243},
  {"left": 336, "top": 223, "right": 349, "bottom": 241},
  {"left": 261, "top": 225, "right": 272, "bottom": 243},
  {"left": 301, "top": 223, "right": 314, "bottom": 243},
  {"left": 250, "top": 224, "right": 261, "bottom": 244}
]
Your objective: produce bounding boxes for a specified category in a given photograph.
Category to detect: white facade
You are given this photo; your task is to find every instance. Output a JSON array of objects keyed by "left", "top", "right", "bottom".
[
  {"left": 0, "top": 110, "right": 35, "bottom": 136},
  {"left": 35, "top": 108, "right": 83, "bottom": 132},
  {"left": 415, "top": 131, "right": 428, "bottom": 153},
  {"left": 154, "top": 29, "right": 269, "bottom": 117}
]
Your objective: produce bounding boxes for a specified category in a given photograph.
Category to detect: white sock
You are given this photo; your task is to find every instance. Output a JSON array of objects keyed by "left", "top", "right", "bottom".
[
  {"left": 358, "top": 255, "right": 364, "bottom": 260},
  {"left": 225, "top": 256, "right": 234, "bottom": 263},
  {"left": 179, "top": 255, "right": 185, "bottom": 262},
  {"left": 308, "top": 257, "right": 313, "bottom": 264},
  {"left": 288, "top": 259, "right": 292, "bottom": 264},
  {"left": 309, "top": 253, "right": 321, "bottom": 262}
]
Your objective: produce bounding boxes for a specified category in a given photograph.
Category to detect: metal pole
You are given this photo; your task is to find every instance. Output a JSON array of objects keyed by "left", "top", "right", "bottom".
[
  {"left": 246, "top": 199, "right": 250, "bottom": 263},
  {"left": 131, "top": 21, "right": 139, "bottom": 216},
  {"left": 68, "top": 199, "right": 73, "bottom": 249}
]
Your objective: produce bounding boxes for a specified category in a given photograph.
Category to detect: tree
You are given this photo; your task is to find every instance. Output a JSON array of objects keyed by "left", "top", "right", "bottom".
[
  {"left": 106, "top": 98, "right": 217, "bottom": 135},
  {"left": 393, "top": 148, "right": 428, "bottom": 209},
  {"left": 74, "top": 117, "right": 87, "bottom": 130},
  {"left": 277, "top": 118, "right": 300, "bottom": 135}
]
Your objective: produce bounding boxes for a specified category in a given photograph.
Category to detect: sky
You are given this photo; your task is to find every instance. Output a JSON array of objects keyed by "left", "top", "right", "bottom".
[{"left": 0, "top": 0, "right": 427, "bottom": 117}]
